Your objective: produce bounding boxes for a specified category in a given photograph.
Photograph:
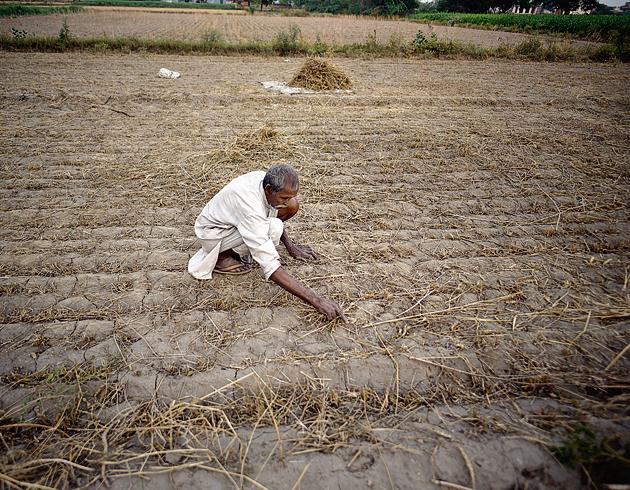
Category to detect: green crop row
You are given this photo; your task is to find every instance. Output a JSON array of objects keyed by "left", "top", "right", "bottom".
[
  {"left": 410, "top": 12, "right": 630, "bottom": 43},
  {"left": 0, "top": 4, "right": 83, "bottom": 17},
  {"left": 71, "top": 0, "right": 236, "bottom": 9}
]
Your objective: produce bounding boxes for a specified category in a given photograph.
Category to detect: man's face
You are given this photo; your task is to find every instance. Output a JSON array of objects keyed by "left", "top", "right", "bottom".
[{"left": 265, "top": 184, "right": 298, "bottom": 209}]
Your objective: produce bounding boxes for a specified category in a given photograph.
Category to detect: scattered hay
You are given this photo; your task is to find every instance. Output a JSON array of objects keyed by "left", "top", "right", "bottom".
[
  {"left": 289, "top": 58, "right": 352, "bottom": 91},
  {"left": 93, "top": 123, "right": 305, "bottom": 208}
]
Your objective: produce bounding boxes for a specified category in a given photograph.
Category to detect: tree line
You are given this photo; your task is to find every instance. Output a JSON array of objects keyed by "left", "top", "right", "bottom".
[
  {"left": 429, "top": 0, "right": 601, "bottom": 14},
  {"left": 299, "top": 0, "right": 608, "bottom": 15},
  {"left": 299, "top": 0, "right": 417, "bottom": 16}
]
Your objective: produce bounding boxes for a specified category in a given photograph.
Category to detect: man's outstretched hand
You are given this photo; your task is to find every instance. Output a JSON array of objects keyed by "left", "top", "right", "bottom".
[
  {"left": 286, "top": 243, "right": 318, "bottom": 261},
  {"left": 313, "top": 296, "right": 347, "bottom": 323},
  {"left": 270, "top": 267, "right": 347, "bottom": 323}
]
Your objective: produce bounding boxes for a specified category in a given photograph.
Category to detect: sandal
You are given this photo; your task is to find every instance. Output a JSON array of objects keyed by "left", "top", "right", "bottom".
[{"left": 214, "top": 262, "right": 251, "bottom": 275}]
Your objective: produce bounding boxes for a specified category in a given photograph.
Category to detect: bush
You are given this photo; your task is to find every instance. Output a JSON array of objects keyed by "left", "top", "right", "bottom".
[
  {"left": 413, "top": 30, "right": 452, "bottom": 55},
  {"left": 58, "top": 19, "right": 72, "bottom": 44},
  {"left": 205, "top": 29, "right": 222, "bottom": 43},
  {"left": 272, "top": 24, "right": 301, "bottom": 55},
  {"left": 592, "top": 43, "right": 618, "bottom": 62},
  {"left": 514, "top": 37, "right": 544, "bottom": 58},
  {"left": 11, "top": 27, "right": 28, "bottom": 39}
]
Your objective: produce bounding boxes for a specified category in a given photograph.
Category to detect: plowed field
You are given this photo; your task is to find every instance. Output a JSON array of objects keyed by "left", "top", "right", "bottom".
[
  {"left": 0, "top": 8, "right": 597, "bottom": 47},
  {"left": 0, "top": 53, "right": 629, "bottom": 489}
]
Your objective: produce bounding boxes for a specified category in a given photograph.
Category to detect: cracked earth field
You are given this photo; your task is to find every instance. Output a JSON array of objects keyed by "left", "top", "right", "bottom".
[{"left": 0, "top": 53, "right": 629, "bottom": 489}]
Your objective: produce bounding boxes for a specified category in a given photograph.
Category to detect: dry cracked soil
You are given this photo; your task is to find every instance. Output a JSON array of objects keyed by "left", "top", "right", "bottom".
[{"left": 0, "top": 53, "right": 629, "bottom": 489}]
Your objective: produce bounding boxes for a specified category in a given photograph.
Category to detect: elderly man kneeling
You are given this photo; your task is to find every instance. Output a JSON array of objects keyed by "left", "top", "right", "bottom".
[{"left": 188, "top": 164, "right": 346, "bottom": 322}]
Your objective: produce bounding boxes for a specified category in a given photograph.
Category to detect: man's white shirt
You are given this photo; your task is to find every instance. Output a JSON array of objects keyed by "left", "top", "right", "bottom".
[{"left": 189, "top": 171, "right": 281, "bottom": 280}]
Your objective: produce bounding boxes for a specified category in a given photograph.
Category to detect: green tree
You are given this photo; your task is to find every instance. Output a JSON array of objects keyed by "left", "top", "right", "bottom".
[
  {"left": 435, "top": 0, "right": 531, "bottom": 13},
  {"left": 304, "top": 0, "right": 417, "bottom": 15},
  {"left": 435, "top": 0, "right": 492, "bottom": 12},
  {"left": 383, "top": 0, "right": 418, "bottom": 15},
  {"left": 546, "top": 0, "right": 599, "bottom": 13}
]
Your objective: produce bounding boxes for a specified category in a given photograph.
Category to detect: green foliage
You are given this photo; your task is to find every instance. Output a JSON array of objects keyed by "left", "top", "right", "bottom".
[
  {"left": 388, "top": 32, "right": 413, "bottom": 54},
  {"left": 0, "top": 4, "right": 82, "bottom": 18},
  {"left": 416, "top": 1, "right": 436, "bottom": 12},
  {"left": 592, "top": 42, "right": 617, "bottom": 61},
  {"left": 553, "top": 425, "right": 603, "bottom": 467},
  {"left": 514, "top": 36, "right": 543, "bottom": 55},
  {"left": 205, "top": 28, "right": 223, "bottom": 43},
  {"left": 551, "top": 423, "right": 630, "bottom": 479},
  {"left": 11, "top": 27, "right": 28, "bottom": 38},
  {"left": 413, "top": 30, "right": 430, "bottom": 47},
  {"left": 412, "top": 30, "right": 458, "bottom": 55},
  {"left": 58, "top": 19, "right": 72, "bottom": 44},
  {"left": 310, "top": 40, "right": 329, "bottom": 55},
  {"left": 72, "top": 0, "right": 236, "bottom": 9},
  {"left": 435, "top": 0, "right": 493, "bottom": 13},
  {"left": 434, "top": 0, "right": 600, "bottom": 12},
  {"left": 272, "top": 24, "right": 301, "bottom": 55},
  {"left": 303, "top": 0, "right": 417, "bottom": 16},
  {"left": 411, "top": 12, "right": 630, "bottom": 43}
]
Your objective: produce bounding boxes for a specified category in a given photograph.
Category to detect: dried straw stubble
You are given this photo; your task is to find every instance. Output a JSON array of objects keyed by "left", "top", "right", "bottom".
[{"left": 289, "top": 58, "right": 352, "bottom": 91}]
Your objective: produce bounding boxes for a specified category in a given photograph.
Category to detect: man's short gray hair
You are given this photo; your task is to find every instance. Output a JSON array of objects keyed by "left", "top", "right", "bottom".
[{"left": 263, "top": 164, "right": 299, "bottom": 193}]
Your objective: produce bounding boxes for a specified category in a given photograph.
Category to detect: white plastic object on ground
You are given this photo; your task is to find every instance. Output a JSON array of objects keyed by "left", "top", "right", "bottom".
[
  {"left": 260, "top": 81, "right": 351, "bottom": 95},
  {"left": 158, "top": 68, "right": 181, "bottom": 79},
  {"left": 261, "top": 81, "right": 313, "bottom": 95}
]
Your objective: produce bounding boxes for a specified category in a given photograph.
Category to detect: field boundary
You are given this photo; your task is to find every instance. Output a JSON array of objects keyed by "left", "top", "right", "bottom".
[{"left": 0, "top": 34, "right": 624, "bottom": 61}]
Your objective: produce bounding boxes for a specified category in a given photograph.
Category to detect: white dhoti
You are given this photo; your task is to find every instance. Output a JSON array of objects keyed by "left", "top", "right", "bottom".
[{"left": 188, "top": 217, "right": 283, "bottom": 280}]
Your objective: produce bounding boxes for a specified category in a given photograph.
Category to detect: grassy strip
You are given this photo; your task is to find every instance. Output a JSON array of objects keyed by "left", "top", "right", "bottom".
[
  {"left": 410, "top": 12, "right": 630, "bottom": 43},
  {"left": 0, "top": 4, "right": 83, "bottom": 17},
  {"left": 72, "top": 0, "right": 236, "bottom": 9},
  {"left": 0, "top": 34, "right": 623, "bottom": 62}
]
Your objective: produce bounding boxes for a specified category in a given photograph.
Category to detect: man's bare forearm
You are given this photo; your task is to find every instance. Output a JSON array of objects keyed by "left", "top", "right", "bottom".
[
  {"left": 280, "top": 230, "right": 294, "bottom": 249},
  {"left": 270, "top": 267, "right": 346, "bottom": 321},
  {"left": 279, "top": 230, "right": 317, "bottom": 261},
  {"left": 270, "top": 266, "right": 318, "bottom": 307}
]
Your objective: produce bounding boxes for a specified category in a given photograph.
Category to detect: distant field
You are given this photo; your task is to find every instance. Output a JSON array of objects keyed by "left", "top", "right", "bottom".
[
  {"left": 411, "top": 12, "right": 630, "bottom": 42},
  {"left": 0, "top": 8, "right": 599, "bottom": 48}
]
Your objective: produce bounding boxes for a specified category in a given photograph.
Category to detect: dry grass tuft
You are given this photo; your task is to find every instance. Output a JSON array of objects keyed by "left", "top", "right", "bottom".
[
  {"left": 254, "top": 124, "right": 279, "bottom": 140},
  {"left": 289, "top": 58, "right": 352, "bottom": 91}
]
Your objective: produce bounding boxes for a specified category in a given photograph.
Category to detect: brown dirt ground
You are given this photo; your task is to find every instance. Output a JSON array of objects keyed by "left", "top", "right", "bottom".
[
  {"left": 0, "top": 8, "right": 597, "bottom": 47},
  {"left": 0, "top": 52, "right": 629, "bottom": 489}
]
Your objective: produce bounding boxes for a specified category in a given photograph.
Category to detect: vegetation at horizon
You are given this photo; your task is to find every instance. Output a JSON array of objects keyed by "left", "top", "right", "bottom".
[
  {"left": 72, "top": 0, "right": 236, "bottom": 9},
  {"left": 300, "top": 0, "right": 417, "bottom": 16},
  {"left": 0, "top": 4, "right": 82, "bottom": 18},
  {"left": 411, "top": 12, "right": 630, "bottom": 43},
  {"left": 429, "top": 0, "right": 601, "bottom": 15}
]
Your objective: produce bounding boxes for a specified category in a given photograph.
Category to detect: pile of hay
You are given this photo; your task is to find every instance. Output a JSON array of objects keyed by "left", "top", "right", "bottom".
[{"left": 289, "top": 58, "right": 352, "bottom": 91}]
